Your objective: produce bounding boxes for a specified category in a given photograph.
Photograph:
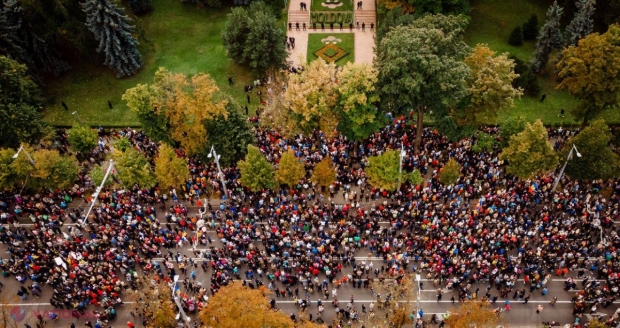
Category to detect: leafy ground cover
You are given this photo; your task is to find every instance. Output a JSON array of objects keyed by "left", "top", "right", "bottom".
[
  {"left": 307, "top": 33, "right": 354, "bottom": 65},
  {"left": 42, "top": 0, "right": 262, "bottom": 126}
]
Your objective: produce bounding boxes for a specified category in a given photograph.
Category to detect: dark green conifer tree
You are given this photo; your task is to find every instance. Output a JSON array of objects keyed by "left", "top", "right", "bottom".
[{"left": 82, "top": 0, "right": 143, "bottom": 78}]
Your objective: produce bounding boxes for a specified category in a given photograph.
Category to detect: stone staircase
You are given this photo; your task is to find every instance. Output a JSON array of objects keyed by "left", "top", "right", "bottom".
[
  {"left": 354, "top": 9, "right": 375, "bottom": 26},
  {"left": 288, "top": 10, "right": 310, "bottom": 25}
]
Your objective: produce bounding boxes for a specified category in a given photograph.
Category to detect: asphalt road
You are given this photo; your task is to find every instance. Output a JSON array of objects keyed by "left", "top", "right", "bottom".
[{"left": 1, "top": 196, "right": 618, "bottom": 328}]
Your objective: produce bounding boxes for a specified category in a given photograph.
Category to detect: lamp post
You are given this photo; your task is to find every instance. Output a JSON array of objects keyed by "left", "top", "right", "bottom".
[
  {"left": 71, "top": 111, "right": 83, "bottom": 124},
  {"left": 415, "top": 274, "right": 421, "bottom": 321},
  {"left": 398, "top": 144, "right": 406, "bottom": 187},
  {"left": 171, "top": 275, "right": 191, "bottom": 323},
  {"left": 81, "top": 159, "right": 114, "bottom": 226},
  {"left": 12, "top": 145, "right": 35, "bottom": 165},
  {"left": 552, "top": 144, "right": 581, "bottom": 192},
  {"left": 207, "top": 146, "right": 228, "bottom": 203}
]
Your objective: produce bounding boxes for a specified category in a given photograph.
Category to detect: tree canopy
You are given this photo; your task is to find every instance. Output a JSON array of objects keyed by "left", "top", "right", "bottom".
[
  {"left": 123, "top": 67, "right": 228, "bottom": 155},
  {"left": 462, "top": 44, "right": 522, "bottom": 125},
  {"left": 0, "top": 56, "right": 47, "bottom": 148},
  {"left": 154, "top": 143, "right": 190, "bottom": 191},
  {"left": 556, "top": 24, "right": 620, "bottom": 128},
  {"left": 500, "top": 120, "right": 558, "bottom": 179},
  {"left": 375, "top": 14, "right": 471, "bottom": 151},
  {"left": 310, "top": 156, "right": 337, "bottom": 190},
  {"left": 238, "top": 145, "right": 276, "bottom": 191},
  {"left": 112, "top": 147, "right": 156, "bottom": 189},
  {"left": 531, "top": 1, "right": 564, "bottom": 73},
  {"left": 365, "top": 150, "right": 409, "bottom": 191},
  {"left": 276, "top": 149, "right": 306, "bottom": 188},
  {"left": 221, "top": 1, "right": 287, "bottom": 76},
  {"left": 198, "top": 282, "right": 316, "bottom": 328},
  {"left": 444, "top": 301, "right": 502, "bottom": 328},
  {"left": 68, "top": 124, "right": 98, "bottom": 154},
  {"left": 439, "top": 158, "right": 461, "bottom": 185},
  {"left": 561, "top": 119, "right": 620, "bottom": 180},
  {"left": 30, "top": 149, "right": 79, "bottom": 190}
]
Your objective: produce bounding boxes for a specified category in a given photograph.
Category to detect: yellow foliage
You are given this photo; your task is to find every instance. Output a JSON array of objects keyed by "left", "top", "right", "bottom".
[
  {"left": 154, "top": 143, "right": 190, "bottom": 190},
  {"left": 283, "top": 59, "right": 339, "bottom": 136},
  {"left": 445, "top": 301, "right": 501, "bottom": 328},
  {"left": 159, "top": 72, "right": 228, "bottom": 156},
  {"left": 198, "top": 282, "right": 296, "bottom": 328},
  {"left": 378, "top": 0, "right": 415, "bottom": 13},
  {"left": 310, "top": 156, "right": 336, "bottom": 190},
  {"left": 276, "top": 149, "right": 306, "bottom": 187},
  {"left": 464, "top": 44, "right": 522, "bottom": 125}
]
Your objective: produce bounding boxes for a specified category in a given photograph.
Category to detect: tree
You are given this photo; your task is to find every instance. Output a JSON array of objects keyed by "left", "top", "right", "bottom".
[
  {"left": 560, "top": 119, "right": 620, "bottom": 180},
  {"left": 531, "top": 1, "right": 564, "bottom": 73},
  {"left": 127, "top": 274, "right": 177, "bottom": 328},
  {"left": 499, "top": 115, "right": 528, "bottom": 148},
  {"left": 508, "top": 26, "right": 523, "bottom": 46},
  {"left": 510, "top": 55, "right": 541, "bottom": 97},
  {"left": 376, "top": 7, "right": 415, "bottom": 43},
  {"left": 163, "top": 72, "right": 228, "bottom": 156},
  {"left": 444, "top": 301, "right": 502, "bottom": 328},
  {"left": 276, "top": 149, "right": 306, "bottom": 188},
  {"left": 0, "top": 0, "right": 29, "bottom": 70},
  {"left": 522, "top": 14, "right": 539, "bottom": 41},
  {"left": 31, "top": 149, "right": 79, "bottom": 190},
  {"left": 336, "top": 62, "right": 384, "bottom": 142},
  {"left": 0, "top": 148, "right": 26, "bottom": 191},
  {"left": 565, "top": 0, "right": 596, "bottom": 47},
  {"left": 463, "top": 44, "right": 522, "bottom": 125},
  {"left": 283, "top": 58, "right": 339, "bottom": 135},
  {"left": 202, "top": 99, "right": 255, "bottom": 167},
  {"left": 472, "top": 132, "right": 497, "bottom": 153},
  {"left": 128, "top": 0, "right": 152, "bottom": 14},
  {"left": 0, "top": 56, "right": 46, "bottom": 148},
  {"left": 89, "top": 164, "right": 114, "bottom": 187},
  {"left": 112, "top": 147, "right": 156, "bottom": 188},
  {"left": 0, "top": 294, "right": 25, "bottom": 328},
  {"left": 123, "top": 68, "right": 228, "bottom": 155},
  {"left": 366, "top": 150, "right": 409, "bottom": 191},
  {"left": 376, "top": 14, "right": 471, "bottom": 152},
  {"left": 238, "top": 145, "right": 276, "bottom": 191},
  {"left": 500, "top": 120, "right": 558, "bottom": 179},
  {"left": 439, "top": 158, "right": 460, "bottom": 185},
  {"left": 154, "top": 143, "right": 189, "bottom": 191},
  {"left": 82, "top": 0, "right": 143, "bottom": 77},
  {"left": 556, "top": 24, "right": 620, "bottom": 128},
  {"left": 596, "top": 0, "right": 620, "bottom": 27},
  {"left": 409, "top": 169, "right": 424, "bottom": 186},
  {"left": 310, "top": 156, "right": 336, "bottom": 191},
  {"left": 67, "top": 124, "right": 98, "bottom": 155},
  {"left": 221, "top": 1, "right": 287, "bottom": 76},
  {"left": 198, "top": 282, "right": 296, "bottom": 328},
  {"left": 409, "top": 0, "right": 470, "bottom": 16}
]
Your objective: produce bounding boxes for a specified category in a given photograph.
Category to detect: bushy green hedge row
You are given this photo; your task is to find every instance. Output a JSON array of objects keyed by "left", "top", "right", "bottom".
[{"left": 310, "top": 12, "right": 353, "bottom": 24}]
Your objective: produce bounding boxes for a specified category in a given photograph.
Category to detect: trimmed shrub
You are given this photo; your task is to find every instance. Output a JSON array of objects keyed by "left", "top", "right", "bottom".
[
  {"left": 508, "top": 26, "right": 523, "bottom": 46},
  {"left": 522, "top": 14, "right": 539, "bottom": 41},
  {"left": 318, "top": 13, "right": 325, "bottom": 23}
]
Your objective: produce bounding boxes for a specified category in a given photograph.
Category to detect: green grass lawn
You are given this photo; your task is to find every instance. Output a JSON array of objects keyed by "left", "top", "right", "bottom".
[
  {"left": 465, "top": 0, "right": 620, "bottom": 125},
  {"left": 311, "top": 0, "right": 353, "bottom": 12},
  {"left": 307, "top": 33, "right": 355, "bottom": 65},
  {"left": 42, "top": 0, "right": 261, "bottom": 127}
]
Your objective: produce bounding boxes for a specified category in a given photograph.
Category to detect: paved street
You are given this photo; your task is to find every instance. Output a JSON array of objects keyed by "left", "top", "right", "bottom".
[{"left": 1, "top": 193, "right": 619, "bottom": 327}]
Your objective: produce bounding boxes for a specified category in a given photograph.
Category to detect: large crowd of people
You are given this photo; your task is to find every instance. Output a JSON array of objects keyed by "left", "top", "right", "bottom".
[{"left": 1, "top": 115, "right": 620, "bottom": 328}]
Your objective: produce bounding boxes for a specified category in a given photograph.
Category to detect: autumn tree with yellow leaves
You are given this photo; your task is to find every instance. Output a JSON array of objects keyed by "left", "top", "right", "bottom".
[
  {"left": 310, "top": 156, "right": 337, "bottom": 192},
  {"left": 444, "top": 300, "right": 502, "bottom": 328},
  {"left": 198, "top": 281, "right": 324, "bottom": 328},
  {"left": 127, "top": 274, "right": 177, "bottom": 328},
  {"left": 123, "top": 68, "right": 228, "bottom": 156},
  {"left": 556, "top": 24, "right": 620, "bottom": 128},
  {"left": 462, "top": 44, "right": 522, "bottom": 125},
  {"left": 276, "top": 149, "right": 306, "bottom": 188},
  {"left": 283, "top": 59, "right": 339, "bottom": 136},
  {"left": 154, "top": 143, "right": 190, "bottom": 190}
]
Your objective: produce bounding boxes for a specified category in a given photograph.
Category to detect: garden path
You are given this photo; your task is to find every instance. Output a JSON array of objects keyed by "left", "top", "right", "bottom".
[{"left": 286, "top": 0, "right": 375, "bottom": 66}]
